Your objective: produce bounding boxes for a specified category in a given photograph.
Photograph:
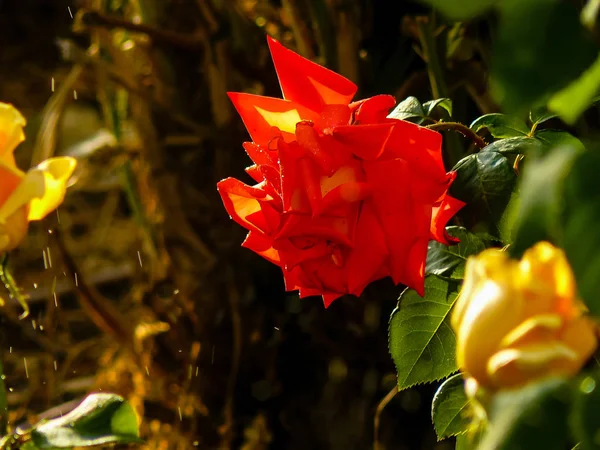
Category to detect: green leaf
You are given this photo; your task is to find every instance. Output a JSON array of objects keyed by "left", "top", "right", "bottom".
[
  {"left": 492, "top": 0, "right": 597, "bottom": 114},
  {"left": 432, "top": 374, "right": 470, "bottom": 440},
  {"left": 571, "top": 374, "right": 600, "bottom": 450},
  {"left": 561, "top": 151, "right": 600, "bottom": 316},
  {"left": 421, "top": 0, "right": 497, "bottom": 20},
  {"left": 387, "top": 96, "right": 425, "bottom": 121},
  {"left": 470, "top": 113, "right": 529, "bottom": 138},
  {"left": 450, "top": 151, "right": 517, "bottom": 236},
  {"left": 529, "top": 106, "right": 558, "bottom": 126},
  {"left": 549, "top": 55, "right": 600, "bottom": 125},
  {"left": 423, "top": 98, "right": 453, "bottom": 117},
  {"left": 31, "top": 393, "right": 142, "bottom": 448},
  {"left": 481, "top": 136, "right": 544, "bottom": 155},
  {"left": 426, "top": 227, "right": 492, "bottom": 279},
  {"left": 534, "top": 130, "right": 585, "bottom": 152},
  {"left": 478, "top": 377, "right": 572, "bottom": 450},
  {"left": 388, "top": 276, "right": 459, "bottom": 390},
  {"left": 509, "top": 146, "right": 579, "bottom": 259}
]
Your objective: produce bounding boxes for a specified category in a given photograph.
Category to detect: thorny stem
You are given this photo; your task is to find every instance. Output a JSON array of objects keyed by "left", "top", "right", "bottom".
[
  {"left": 427, "top": 122, "right": 487, "bottom": 150},
  {"left": 374, "top": 385, "right": 399, "bottom": 450}
]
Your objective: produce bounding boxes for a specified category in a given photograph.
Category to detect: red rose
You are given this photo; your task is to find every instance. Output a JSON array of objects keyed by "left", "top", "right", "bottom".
[{"left": 218, "top": 37, "right": 464, "bottom": 307}]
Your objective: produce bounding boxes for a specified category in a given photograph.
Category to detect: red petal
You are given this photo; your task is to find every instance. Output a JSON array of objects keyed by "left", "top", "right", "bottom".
[
  {"left": 322, "top": 293, "right": 343, "bottom": 308},
  {"left": 297, "top": 157, "right": 323, "bottom": 213},
  {"left": 228, "top": 92, "right": 315, "bottom": 146},
  {"left": 296, "top": 122, "right": 336, "bottom": 175},
  {"left": 245, "top": 165, "right": 263, "bottom": 183},
  {"left": 276, "top": 213, "right": 356, "bottom": 247},
  {"left": 345, "top": 202, "right": 389, "bottom": 295},
  {"left": 431, "top": 194, "right": 465, "bottom": 244},
  {"left": 267, "top": 36, "right": 357, "bottom": 112},
  {"left": 318, "top": 182, "right": 371, "bottom": 215},
  {"left": 242, "top": 231, "right": 281, "bottom": 265},
  {"left": 217, "top": 177, "right": 281, "bottom": 234},
  {"left": 381, "top": 119, "right": 447, "bottom": 184},
  {"left": 332, "top": 123, "right": 395, "bottom": 160},
  {"left": 350, "top": 95, "right": 396, "bottom": 124},
  {"left": 364, "top": 160, "right": 431, "bottom": 295},
  {"left": 317, "top": 104, "right": 352, "bottom": 133},
  {"left": 278, "top": 139, "right": 311, "bottom": 213},
  {"left": 243, "top": 142, "right": 276, "bottom": 167},
  {"left": 275, "top": 238, "right": 329, "bottom": 270}
]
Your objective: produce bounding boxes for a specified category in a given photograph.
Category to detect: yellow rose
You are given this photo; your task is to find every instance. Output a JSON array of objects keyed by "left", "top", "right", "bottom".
[
  {"left": 0, "top": 103, "right": 77, "bottom": 252},
  {"left": 451, "top": 242, "right": 598, "bottom": 391}
]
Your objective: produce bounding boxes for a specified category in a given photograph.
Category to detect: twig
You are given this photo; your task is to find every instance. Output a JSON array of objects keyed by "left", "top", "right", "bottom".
[
  {"left": 51, "top": 229, "right": 137, "bottom": 356},
  {"left": 76, "top": 10, "right": 204, "bottom": 51},
  {"left": 427, "top": 122, "right": 487, "bottom": 150},
  {"left": 374, "top": 385, "right": 398, "bottom": 450}
]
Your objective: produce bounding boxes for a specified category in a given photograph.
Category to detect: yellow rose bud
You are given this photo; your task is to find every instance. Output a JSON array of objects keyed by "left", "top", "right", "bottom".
[
  {"left": 0, "top": 103, "right": 77, "bottom": 252},
  {"left": 451, "top": 242, "right": 598, "bottom": 390}
]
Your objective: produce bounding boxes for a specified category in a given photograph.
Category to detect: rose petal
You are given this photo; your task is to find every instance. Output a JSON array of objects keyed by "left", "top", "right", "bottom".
[
  {"left": 350, "top": 95, "right": 396, "bottom": 124},
  {"left": 296, "top": 121, "right": 336, "bottom": 174},
  {"left": 276, "top": 213, "right": 356, "bottom": 247},
  {"left": 364, "top": 159, "right": 431, "bottom": 295},
  {"left": 381, "top": 119, "right": 447, "bottom": 184},
  {"left": 318, "top": 104, "right": 352, "bottom": 133},
  {"left": 430, "top": 193, "right": 466, "bottom": 244},
  {"left": 245, "top": 165, "right": 263, "bottom": 183},
  {"left": 267, "top": 36, "right": 357, "bottom": 112},
  {"left": 243, "top": 142, "right": 277, "bottom": 167},
  {"left": 278, "top": 140, "right": 311, "bottom": 214},
  {"left": 345, "top": 202, "right": 389, "bottom": 295},
  {"left": 242, "top": 231, "right": 280, "bottom": 265},
  {"left": 0, "top": 103, "right": 26, "bottom": 166},
  {"left": 228, "top": 93, "right": 315, "bottom": 146},
  {"left": 332, "top": 123, "right": 395, "bottom": 160},
  {"left": 217, "top": 177, "right": 280, "bottom": 235},
  {"left": 0, "top": 162, "right": 24, "bottom": 210}
]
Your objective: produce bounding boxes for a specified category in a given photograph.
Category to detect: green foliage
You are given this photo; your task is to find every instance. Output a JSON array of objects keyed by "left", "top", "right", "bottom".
[
  {"left": 571, "top": 374, "right": 600, "bottom": 450},
  {"left": 470, "top": 114, "right": 529, "bottom": 139},
  {"left": 478, "top": 378, "right": 572, "bottom": 450},
  {"left": 423, "top": 98, "right": 453, "bottom": 117},
  {"left": 387, "top": 96, "right": 452, "bottom": 124},
  {"left": 450, "top": 151, "right": 517, "bottom": 236},
  {"left": 492, "top": 0, "right": 597, "bottom": 114},
  {"left": 431, "top": 374, "right": 470, "bottom": 440},
  {"left": 388, "top": 276, "right": 459, "bottom": 390},
  {"left": 561, "top": 150, "right": 600, "bottom": 315},
  {"left": 422, "top": 0, "right": 497, "bottom": 21},
  {"left": 509, "top": 146, "right": 578, "bottom": 258},
  {"left": 425, "top": 226, "right": 496, "bottom": 279},
  {"left": 550, "top": 56, "right": 600, "bottom": 124},
  {"left": 30, "top": 394, "right": 142, "bottom": 448}
]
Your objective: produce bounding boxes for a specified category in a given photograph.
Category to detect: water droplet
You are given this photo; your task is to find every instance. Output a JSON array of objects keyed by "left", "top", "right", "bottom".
[{"left": 581, "top": 376, "right": 596, "bottom": 394}]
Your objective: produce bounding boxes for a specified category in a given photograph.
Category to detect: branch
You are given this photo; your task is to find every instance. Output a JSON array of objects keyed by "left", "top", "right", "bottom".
[
  {"left": 374, "top": 385, "right": 398, "bottom": 450},
  {"left": 427, "top": 122, "right": 487, "bottom": 150},
  {"left": 75, "top": 10, "right": 204, "bottom": 51}
]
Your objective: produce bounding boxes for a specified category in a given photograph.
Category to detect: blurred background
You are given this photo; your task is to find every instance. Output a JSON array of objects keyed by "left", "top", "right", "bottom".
[{"left": 0, "top": 0, "right": 495, "bottom": 448}]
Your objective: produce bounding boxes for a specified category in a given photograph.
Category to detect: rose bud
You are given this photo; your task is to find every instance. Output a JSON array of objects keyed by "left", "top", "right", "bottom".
[{"left": 452, "top": 242, "right": 597, "bottom": 391}]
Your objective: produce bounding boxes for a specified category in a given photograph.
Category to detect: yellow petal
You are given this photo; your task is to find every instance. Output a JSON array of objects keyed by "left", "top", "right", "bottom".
[
  {"left": 0, "top": 103, "right": 26, "bottom": 166},
  {"left": 0, "top": 161, "right": 25, "bottom": 209},
  {"left": 0, "top": 157, "right": 76, "bottom": 224},
  {"left": 27, "top": 157, "right": 77, "bottom": 221},
  {"left": 488, "top": 343, "right": 578, "bottom": 387},
  {"left": 500, "top": 314, "right": 563, "bottom": 348}
]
